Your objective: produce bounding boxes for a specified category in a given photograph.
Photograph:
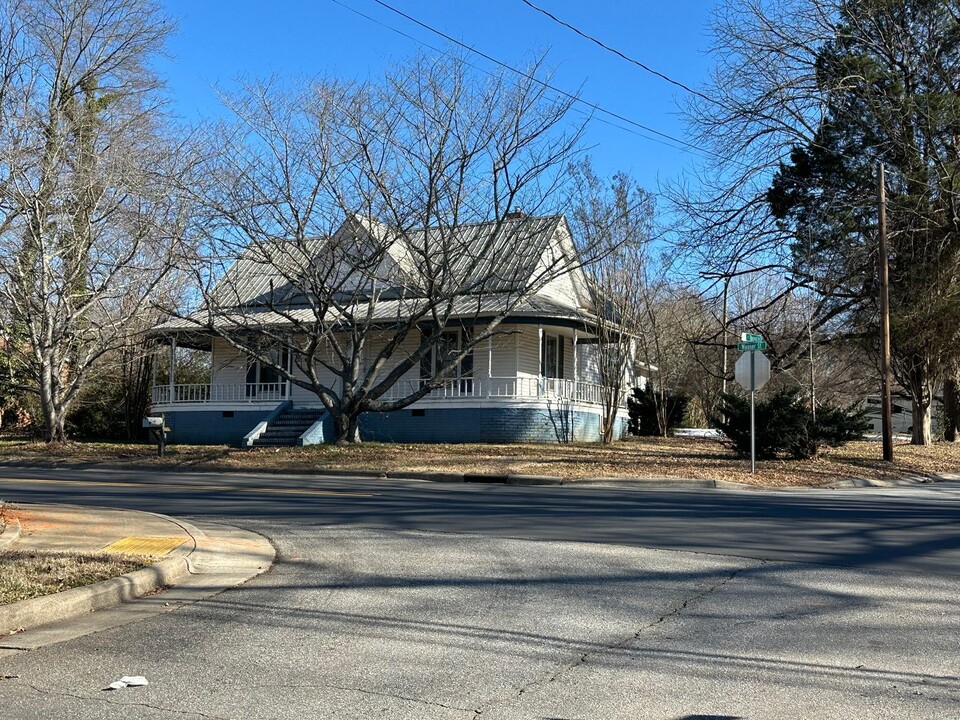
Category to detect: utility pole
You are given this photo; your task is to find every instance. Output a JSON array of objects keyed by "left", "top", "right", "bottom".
[
  {"left": 808, "top": 315, "right": 816, "bottom": 424},
  {"left": 721, "top": 278, "right": 729, "bottom": 396},
  {"left": 878, "top": 162, "right": 894, "bottom": 462}
]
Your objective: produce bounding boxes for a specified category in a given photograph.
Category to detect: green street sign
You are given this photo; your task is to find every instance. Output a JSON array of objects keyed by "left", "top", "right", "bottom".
[
  {"left": 737, "top": 341, "right": 768, "bottom": 351},
  {"left": 742, "top": 333, "right": 763, "bottom": 343}
]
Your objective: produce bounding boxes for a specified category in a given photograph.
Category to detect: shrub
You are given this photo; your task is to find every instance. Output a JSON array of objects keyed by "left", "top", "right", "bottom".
[
  {"left": 712, "top": 387, "right": 867, "bottom": 459},
  {"left": 628, "top": 383, "right": 690, "bottom": 436}
]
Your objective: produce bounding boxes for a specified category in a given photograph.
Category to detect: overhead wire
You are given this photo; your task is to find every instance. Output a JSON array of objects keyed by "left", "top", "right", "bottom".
[
  {"left": 518, "top": 0, "right": 713, "bottom": 103},
  {"left": 325, "top": 0, "right": 690, "bottom": 152},
  {"left": 346, "top": 0, "right": 724, "bottom": 162}
]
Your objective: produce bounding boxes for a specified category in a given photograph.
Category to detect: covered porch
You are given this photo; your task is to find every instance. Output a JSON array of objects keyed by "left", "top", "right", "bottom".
[
  {"left": 149, "top": 321, "right": 640, "bottom": 445},
  {"left": 151, "top": 321, "right": 637, "bottom": 410},
  {"left": 152, "top": 375, "right": 619, "bottom": 408}
]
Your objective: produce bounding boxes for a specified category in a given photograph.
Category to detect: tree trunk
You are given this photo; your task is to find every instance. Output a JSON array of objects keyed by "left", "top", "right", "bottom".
[
  {"left": 600, "top": 387, "right": 620, "bottom": 444},
  {"left": 39, "top": 381, "right": 66, "bottom": 442},
  {"left": 657, "top": 386, "right": 670, "bottom": 437},
  {"left": 906, "top": 363, "right": 933, "bottom": 446},
  {"left": 911, "top": 401, "right": 932, "bottom": 445},
  {"left": 334, "top": 409, "right": 362, "bottom": 444},
  {"left": 943, "top": 376, "right": 960, "bottom": 442}
]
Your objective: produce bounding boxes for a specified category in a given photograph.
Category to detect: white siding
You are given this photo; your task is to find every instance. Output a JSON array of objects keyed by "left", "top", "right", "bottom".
[
  {"left": 211, "top": 338, "right": 247, "bottom": 386},
  {"left": 537, "top": 269, "right": 581, "bottom": 309},
  {"left": 531, "top": 224, "right": 589, "bottom": 310},
  {"left": 578, "top": 342, "right": 602, "bottom": 385},
  {"left": 517, "top": 325, "right": 541, "bottom": 378},
  {"left": 489, "top": 325, "right": 518, "bottom": 378},
  {"left": 367, "top": 331, "right": 423, "bottom": 394},
  {"left": 290, "top": 335, "right": 346, "bottom": 403}
]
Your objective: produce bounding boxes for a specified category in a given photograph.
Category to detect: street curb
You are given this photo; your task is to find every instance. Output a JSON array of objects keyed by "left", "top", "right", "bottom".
[
  {"left": 0, "top": 555, "right": 191, "bottom": 635},
  {"left": 0, "top": 515, "right": 21, "bottom": 550},
  {"left": 0, "top": 459, "right": 956, "bottom": 492},
  {"left": 0, "top": 505, "right": 201, "bottom": 636},
  {"left": 823, "top": 472, "right": 960, "bottom": 489}
]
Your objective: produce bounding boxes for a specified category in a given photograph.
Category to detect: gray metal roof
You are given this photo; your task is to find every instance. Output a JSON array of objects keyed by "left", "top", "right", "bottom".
[
  {"left": 154, "top": 293, "right": 596, "bottom": 334},
  {"left": 206, "top": 214, "right": 567, "bottom": 308},
  {"left": 154, "top": 213, "right": 595, "bottom": 338}
]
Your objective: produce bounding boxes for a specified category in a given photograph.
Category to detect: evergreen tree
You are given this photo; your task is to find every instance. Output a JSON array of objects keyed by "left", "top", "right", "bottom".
[{"left": 768, "top": 0, "right": 960, "bottom": 444}]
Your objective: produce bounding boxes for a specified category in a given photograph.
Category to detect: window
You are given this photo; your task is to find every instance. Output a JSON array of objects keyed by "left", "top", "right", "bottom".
[
  {"left": 246, "top": 347, "right": 290, "bottom": 398},
  {"left": 420, "top": 328, "right": 473, "bottom": 392},
  {"left": 541, "top": 334, "right": 565, "bottom": 379}
]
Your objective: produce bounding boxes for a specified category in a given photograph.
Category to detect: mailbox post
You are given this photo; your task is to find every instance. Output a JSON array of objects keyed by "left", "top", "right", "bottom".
[{"left": 143, "top": 415, "right": 169, "bottom": 457}]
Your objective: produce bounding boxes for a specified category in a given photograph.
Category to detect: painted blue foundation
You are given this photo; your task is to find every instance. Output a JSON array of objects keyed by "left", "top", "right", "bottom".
[
  {"left": 160, "top": 404, "right": 627, "bottom": 446},
  {"left": 359, "top": 405, "right": 621, "bottom": 443},
  {"left": 161, "top": 409, "right": 270, "bottom": 446}
]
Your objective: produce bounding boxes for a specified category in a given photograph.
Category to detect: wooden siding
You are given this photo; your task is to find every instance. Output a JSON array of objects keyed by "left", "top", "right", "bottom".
[
  {"left": 211, "top": 338, "right": 247, "bottom": 386},
  {"left": 207, "top": 322, "right": 607, "bottom": 403}
]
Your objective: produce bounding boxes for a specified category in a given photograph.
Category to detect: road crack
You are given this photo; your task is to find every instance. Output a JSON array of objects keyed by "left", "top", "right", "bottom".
[
  {"left": 245, "top": 681, "right": 475, "bottom": 715},
  {"left": 471, "top": 562, "right": 756, "bottom": 718},
  {"left": 5, "top": 680, "right": 230, "bottom": 719}
]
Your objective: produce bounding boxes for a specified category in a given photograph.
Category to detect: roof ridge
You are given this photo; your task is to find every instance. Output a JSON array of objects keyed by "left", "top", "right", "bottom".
[{"left": 408, "top": 213, "right": 564, "bottom": 231}]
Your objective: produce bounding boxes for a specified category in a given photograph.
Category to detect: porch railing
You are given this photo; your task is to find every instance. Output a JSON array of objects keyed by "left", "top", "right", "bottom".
[
  {"left": 152, "top": 383, "right": 287, "bottom": 405},
  {"left": 375, "top": 376, "right": 626, "bottom": 406},
  {"left": 152, "top": 378, "right": 626, "bottom": 407}
]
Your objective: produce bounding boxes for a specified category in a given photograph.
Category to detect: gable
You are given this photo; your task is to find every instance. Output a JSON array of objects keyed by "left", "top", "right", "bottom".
[
  {"left": 529, "top": 217, "right": 592, "bottom": 311},
  {"left": 207, "top": 212, "right": 591, "bottom": 314}
]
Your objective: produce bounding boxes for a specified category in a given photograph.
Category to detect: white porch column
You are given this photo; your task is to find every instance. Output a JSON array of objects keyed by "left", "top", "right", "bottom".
[
  {"left": 286, "top": 345, "right": 292, "bottom": 400},
  {"left": 168, "top": 336, "right": 176, "bottom": 403},
  {"left": 537, "top": 324, "right": 543, "bottom": 397},
  {"left": 486, "top": 335, "right": 493, "bottom": 398},
  {"left": 572, "top": 328, "right": 578, "bottom": 402},
  {"left": 151, "top": 345, "right": 158, "bottom": 405}
]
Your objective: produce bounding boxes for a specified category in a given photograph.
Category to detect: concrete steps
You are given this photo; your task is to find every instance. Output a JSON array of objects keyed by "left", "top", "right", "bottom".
[{"left": 251, "top": 408, "right": 325, "bottom": 448}]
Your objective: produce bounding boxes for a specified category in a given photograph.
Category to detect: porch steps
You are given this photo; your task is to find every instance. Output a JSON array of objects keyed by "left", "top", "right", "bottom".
[{"left": 251, "top": 408, "right": 326, "bottom": 448}]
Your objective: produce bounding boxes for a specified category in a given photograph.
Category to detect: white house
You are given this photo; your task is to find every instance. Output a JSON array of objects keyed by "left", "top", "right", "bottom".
[{"left": 149, "top": 214, "right": 645, "bottom": 445}]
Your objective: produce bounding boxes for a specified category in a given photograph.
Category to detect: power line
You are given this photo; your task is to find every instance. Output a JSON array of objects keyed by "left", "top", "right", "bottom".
[
  {"left": 360, "top": 0, "right": 717, "bottom": 160},
  {"left": 519, "top": 0, "right": 713, "bottom": 103},
  {"left": 328, "top": 0, "right": 699, "bottom": 154}
]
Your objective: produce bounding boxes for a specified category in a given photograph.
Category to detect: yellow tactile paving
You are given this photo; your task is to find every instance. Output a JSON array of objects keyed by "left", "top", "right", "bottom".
[{"left": 101, "top": 536, "right": 186, "bottom": 556}]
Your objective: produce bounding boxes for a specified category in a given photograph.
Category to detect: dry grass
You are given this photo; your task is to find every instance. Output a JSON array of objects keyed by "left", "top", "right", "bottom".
[
  {"left": 0, "top": 549, "right": 150, "bottom": 605},
  {"left": 2, "top": 435, "right": 960, "bottom": 487}
]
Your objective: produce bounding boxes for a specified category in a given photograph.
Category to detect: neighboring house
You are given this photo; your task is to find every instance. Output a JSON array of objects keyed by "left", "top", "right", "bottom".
[
  {"left": 863, "top": 393, "right": 941, "bottom": 435},
  {"left": 149, "top": 214, "right": 646, "bottom": 446}
]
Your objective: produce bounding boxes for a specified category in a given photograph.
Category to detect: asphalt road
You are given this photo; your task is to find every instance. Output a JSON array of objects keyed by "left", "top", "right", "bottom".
[{"left": 0, "top": 466, "right": 958, "bottom": 719}]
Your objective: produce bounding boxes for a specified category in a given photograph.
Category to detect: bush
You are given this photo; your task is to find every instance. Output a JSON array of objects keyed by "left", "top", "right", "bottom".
[
  {"left": 712, "top": 387, "right": 867, "bottom": 459},
  {"left": 628, "top": 383, "right": 690, "bottom": 436}
]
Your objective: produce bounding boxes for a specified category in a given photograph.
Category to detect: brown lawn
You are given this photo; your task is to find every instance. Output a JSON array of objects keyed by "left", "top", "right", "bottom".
[
  {"left": 1, "top": 435, "right": 959, "bottom": 487},
  {"left": 0, "top": 548, "right": 150, "bottom": 605}
]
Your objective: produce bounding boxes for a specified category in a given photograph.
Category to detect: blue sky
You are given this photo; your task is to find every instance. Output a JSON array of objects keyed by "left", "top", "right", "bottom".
[{"left": 155, "top": 0, "right": 718, "bottom": 193}]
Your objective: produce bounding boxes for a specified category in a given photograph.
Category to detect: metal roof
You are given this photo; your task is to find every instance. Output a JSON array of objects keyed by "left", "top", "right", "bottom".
[
  {"left": 154, "top": 293, "right": 597, "bottom": 334},
  {"left": 154, "top": 214, "right": 597, "bottom": 338}
]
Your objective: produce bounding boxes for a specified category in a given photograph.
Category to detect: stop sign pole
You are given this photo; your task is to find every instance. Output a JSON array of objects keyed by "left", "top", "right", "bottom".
[{"left": 735, "top": 335, "right": 771, "bottom": 474}]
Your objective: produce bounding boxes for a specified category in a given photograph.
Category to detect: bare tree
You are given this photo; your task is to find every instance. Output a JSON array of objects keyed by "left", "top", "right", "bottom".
[
  {"left": 180, "top": 53, "right": 595, "bottom": 443},
  {"left": 568, "top": 161, "right": 655, "bottom": 441},
  {"left": 672, "top": 0, "right": 960, "bottom": 445},
  {"left": 0, "top": 0, "right": 190, "bottom": 441}
]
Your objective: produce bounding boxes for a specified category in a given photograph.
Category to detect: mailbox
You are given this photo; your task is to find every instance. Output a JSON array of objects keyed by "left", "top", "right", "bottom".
[{"left": 143, "top": 416, "right": 164, "bottom": 429}]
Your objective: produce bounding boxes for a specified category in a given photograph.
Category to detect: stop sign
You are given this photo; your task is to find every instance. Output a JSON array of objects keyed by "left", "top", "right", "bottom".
[{"left": 734, "top": 351, "right": 770, "bottom": 392}]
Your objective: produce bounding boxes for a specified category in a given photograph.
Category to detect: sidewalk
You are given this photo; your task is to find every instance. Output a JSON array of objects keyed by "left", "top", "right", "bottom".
[{"left": 0, "top": 503, "right": 274, "bottom": 654}]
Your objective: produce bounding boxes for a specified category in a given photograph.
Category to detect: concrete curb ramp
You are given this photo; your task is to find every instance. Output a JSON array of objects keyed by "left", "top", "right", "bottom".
[{"left": 0, "top": 505, "right": 275, "bottom": 650}]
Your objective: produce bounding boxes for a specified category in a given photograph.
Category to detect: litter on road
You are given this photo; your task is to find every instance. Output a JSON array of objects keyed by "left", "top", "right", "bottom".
[{"left": 105, "top": 675, "right": 149, "bottom": 690}]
